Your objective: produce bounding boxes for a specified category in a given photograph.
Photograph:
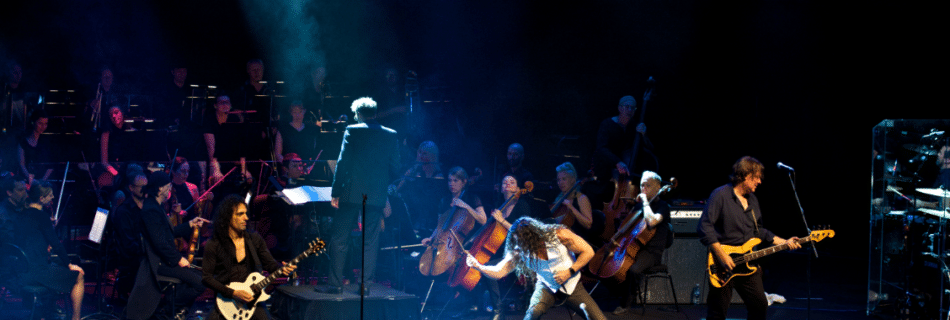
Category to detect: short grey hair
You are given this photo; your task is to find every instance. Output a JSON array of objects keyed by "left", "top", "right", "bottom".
[{"left": 350, "top": 97, "right": 377, "bottom": 122}]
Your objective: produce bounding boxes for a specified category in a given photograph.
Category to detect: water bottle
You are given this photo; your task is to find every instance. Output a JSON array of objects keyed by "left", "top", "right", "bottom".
[{"left": 691, "top": 283, "right": 701, "bottom": 304}]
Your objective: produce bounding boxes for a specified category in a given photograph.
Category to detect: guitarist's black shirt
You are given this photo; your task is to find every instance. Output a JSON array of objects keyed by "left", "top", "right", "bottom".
[
  {"left": 201, "top": 232, "right": 281, "bottom": 299},
  {"left": 697, "top": 184, "right": 777, "bottom": 247}
]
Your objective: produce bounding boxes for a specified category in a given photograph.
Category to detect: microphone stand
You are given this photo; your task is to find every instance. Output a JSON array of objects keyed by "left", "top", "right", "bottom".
[
  {"left": 785, "top": 169, "right": 816, "bottom": 320},
  {"left": 360, "top": 194, "right": 367, "bottom": 319}
]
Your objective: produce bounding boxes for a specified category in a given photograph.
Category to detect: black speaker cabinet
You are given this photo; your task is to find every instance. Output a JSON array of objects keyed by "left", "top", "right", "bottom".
[{"left": 643, "top": 236, "right": 744, "bottom": 304}]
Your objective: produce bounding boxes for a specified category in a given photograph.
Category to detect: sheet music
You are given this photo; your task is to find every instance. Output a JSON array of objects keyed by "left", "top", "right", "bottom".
[
  {"left": 278, "top": 186, "right": 333, "bottom": 205},
  {"left": 88, "top": 208, "right": 109, "bottom": 244}
]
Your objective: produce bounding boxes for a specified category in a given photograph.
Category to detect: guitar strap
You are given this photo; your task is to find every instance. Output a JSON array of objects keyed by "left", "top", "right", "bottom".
[{"left": 750, "top": 208, "right": 760, "bottom": 238}]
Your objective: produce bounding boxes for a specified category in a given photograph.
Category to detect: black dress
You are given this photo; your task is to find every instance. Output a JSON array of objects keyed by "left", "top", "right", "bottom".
[{"left": 11, "top": 207, "right": 79, "bottom": 293}]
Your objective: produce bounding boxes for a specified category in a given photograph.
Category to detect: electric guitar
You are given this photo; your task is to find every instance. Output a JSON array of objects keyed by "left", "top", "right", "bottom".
[
  {"left": 707, "top": 228, "right": 834, "bottom": 288},
  {"left": 216, "top": 238, "right": 326, "bottom": 320}
]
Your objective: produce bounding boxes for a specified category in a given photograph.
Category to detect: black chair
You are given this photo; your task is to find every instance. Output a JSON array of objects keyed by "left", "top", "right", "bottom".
[
  {"left": 155, "top": 275, "right": 182, "bottom": 320},
  {"left": 638, "top": 226, "right": 679, "bottom": 314},
  {"left": 0, "top": 242, "right": 59, "bottom": 319}
]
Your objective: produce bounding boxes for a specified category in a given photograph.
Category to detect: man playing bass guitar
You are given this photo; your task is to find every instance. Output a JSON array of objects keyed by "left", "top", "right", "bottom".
[{"left": 697, "top": 156, "right": 801, "bottom": 320}]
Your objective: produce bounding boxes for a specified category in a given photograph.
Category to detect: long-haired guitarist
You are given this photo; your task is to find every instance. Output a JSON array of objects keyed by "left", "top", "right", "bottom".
[
  {"left": 201, "top": 194, "right": 295, "bottom": 320},
  {"left": 465, "top": 217, "right": 607, "bottom": 320},
  {"left": 697, "top": 156, "right": 801, "bottom": 320}
]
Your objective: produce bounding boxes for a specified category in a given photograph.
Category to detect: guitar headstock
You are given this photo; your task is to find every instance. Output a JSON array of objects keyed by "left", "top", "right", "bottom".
[
  {"left": 307, "top": 238, "right": 327, "bottom": 254},
  {"left": 808, "top": 227, "right": 835, "bottom": 243}
]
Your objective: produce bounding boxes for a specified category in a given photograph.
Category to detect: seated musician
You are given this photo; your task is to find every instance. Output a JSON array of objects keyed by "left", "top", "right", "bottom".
[
  {"left": 203, "top": 95, "right": 251, "bottom": 198},
  {"left": 17, "top": 110, "right": 52, "bottom": 184},
  {"left": 10, "top": 181, "right": 86, "bottom": 320},
  {"left": 421, "top": 166, "right": 487, "bottom": 245},
  {"left": 608, "top": 170, "right": 671, "bottom": 315},
  {"left": 465, "top": 217, "right": 607, "bottom": 320},
  {"left": 100, "top": 105, "right": 132, "bottom": 178},
  {"left": 274, "top": 100, "right": 320, "bottom": 163},
  {"left": 109, "top": 170, "right": 148, "bottom": 300},
  {"left": 202, "top": 194, "right": 295, "bottom": 320},
  {"left": 552, "top": 162, "right": 594, "bottom": 231},
  {"left": 171, "top": 156, "right": 202, "bottom": 221},
  {"left": 126, "top": 172, "right": 210, "bottom": 320}
]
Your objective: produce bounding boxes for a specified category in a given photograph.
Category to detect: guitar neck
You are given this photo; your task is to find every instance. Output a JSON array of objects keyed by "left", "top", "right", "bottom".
[
  {"left": 250, "top": 249, "right": 313, "bottom": 291},
  {"left": 737, "top": 236, "right": 812, "bottom": 264}
]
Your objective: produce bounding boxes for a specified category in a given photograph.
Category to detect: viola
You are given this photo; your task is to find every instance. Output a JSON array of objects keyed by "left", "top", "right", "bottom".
[
  {"left": 419, "top": 190, "right": 478, "bottom": 276},
  {"left": 449, "top": 182, "right": 533, "bottom": 290},
  {"left": 588, "top": 177, "right": 677, "bottom": 282}
]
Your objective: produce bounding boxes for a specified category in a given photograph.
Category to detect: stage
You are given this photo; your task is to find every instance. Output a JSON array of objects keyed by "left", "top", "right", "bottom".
[{"left": 269, "top": 283, "right": 421, "bottom": 320}]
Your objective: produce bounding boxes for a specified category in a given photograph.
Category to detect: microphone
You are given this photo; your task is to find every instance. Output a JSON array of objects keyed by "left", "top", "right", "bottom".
[{"left": 777, "top": 162, "right": 795, "bottom": 172}]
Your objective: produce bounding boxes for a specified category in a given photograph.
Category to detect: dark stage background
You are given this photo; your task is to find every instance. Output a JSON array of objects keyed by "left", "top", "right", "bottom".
[{"left": 1, "top": 0, "right": 942, "bottom": 301}]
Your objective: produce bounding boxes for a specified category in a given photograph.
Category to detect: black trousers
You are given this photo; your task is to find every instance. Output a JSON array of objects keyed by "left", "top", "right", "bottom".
[
  {"left": 525, "top": 282, "right": 606, "bottom": 320},
  {"left": 610, "top": 249, "right": 660, "bottom": 308},
  {"left": 706, "top": 268, "right": 768, "bottom": 320},
  {"left": 327, "top": 203, "right": 383, "bottom": 287}
]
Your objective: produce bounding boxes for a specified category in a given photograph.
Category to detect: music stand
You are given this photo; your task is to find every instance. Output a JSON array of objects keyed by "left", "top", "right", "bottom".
[{"left": 82, "top": 208, "right": 119, "bottom": 320}]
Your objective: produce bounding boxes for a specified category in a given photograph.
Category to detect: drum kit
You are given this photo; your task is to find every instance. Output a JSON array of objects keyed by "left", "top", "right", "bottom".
[{"left": 875, "top": 127, "right": 950, "bottom": 319}]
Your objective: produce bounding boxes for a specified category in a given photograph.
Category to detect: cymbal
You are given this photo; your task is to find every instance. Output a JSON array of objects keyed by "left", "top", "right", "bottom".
[
  {"left": 904, "top": 143, "right": 938, "bottom": 156},
  {"left": 918, "top": 188, "right": 950, "bottom": 198},
  {"left": 917, "top": 208, "right": 950, "bottom": 219}
]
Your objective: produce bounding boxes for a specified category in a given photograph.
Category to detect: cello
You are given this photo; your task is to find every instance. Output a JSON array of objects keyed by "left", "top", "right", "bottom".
[
  {"left": 419, "top": 190, "right": 478, "bottom": 276},
  {"left": 588, "top": 177, "right": 676, "bottom": 282},
  {"left": 448, "top": 182, "right": 533, "bottom": 290},
  {"left": 551, "top": 172, "right": 592, "bottom": 229}
]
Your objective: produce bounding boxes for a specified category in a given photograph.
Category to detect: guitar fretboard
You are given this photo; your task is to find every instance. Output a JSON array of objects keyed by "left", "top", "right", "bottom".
[
  {"left": 250, "top": 246, "right": 322, "bottom": 291},
  {"left": 733, "top": 236, "right": 812, "bottom": 264}
]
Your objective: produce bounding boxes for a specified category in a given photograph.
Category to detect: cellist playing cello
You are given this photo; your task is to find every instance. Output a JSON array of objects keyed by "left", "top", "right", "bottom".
[{"left": 607, "top": 171, "right": 672, "bottom": 315}]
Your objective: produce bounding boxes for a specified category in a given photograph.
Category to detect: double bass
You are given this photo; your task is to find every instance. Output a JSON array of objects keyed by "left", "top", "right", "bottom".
[
  {"left": 602, "top": 77, "right": 657, "bottom": 240},
  {"left": 419, "top": 190, "right": 478, "bottom": 276},
  {"left": 448, "top": 182, "right": 533, "bottom": 290},
  {"left": 588, "top": 177, "right": 676, "bottom": 282}
]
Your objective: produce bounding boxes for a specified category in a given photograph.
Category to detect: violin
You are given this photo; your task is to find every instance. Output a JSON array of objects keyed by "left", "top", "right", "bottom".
[
  {"left": 449, "top": 182, "right": 533, "bottom": 290},
  {"left": 588, "top": 177, "right": 677, "bottom": 282}
]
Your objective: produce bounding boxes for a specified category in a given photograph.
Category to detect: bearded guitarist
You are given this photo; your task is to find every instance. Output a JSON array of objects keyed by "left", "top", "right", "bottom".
[
  {"left": 697, "top": 156, "right": 801, "bottom": 320},
  {"left": 201, "top": 194, "right": 296, "bottom": 320}
]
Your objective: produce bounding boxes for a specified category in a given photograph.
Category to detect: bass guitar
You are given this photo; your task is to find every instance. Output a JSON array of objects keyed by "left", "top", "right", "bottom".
[
  {"left": 708, "top": 228, "right": 834, "bottom": 288},
  {"left": 216, "top": 238, "right": 326, "bottom": 320}
]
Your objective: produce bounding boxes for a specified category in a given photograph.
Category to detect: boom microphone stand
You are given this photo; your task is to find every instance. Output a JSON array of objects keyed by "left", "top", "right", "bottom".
[{"left": 780, "top": 162, "right": 816, "bottom": 320}]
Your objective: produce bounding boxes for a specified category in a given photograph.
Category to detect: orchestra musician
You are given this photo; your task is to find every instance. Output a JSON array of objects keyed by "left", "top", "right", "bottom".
[
  {"left": 100, "top": 105, "right": 133, "bottom": 178},
  {"left": 17, "top": 110, "right": 52, "bottom": 184},
  {"left": 126, "top": 171, "right": 210, "bottom": 320},
  {"left": 274, "top": 100, "right": 320, "bottom": 162},
  {"left": 552, "top": 162, "right": 593, "bottom": 231},
  {"left": 464, "top": 217, "right": 607, "bottom": 320},
  {"left": 503, "top": 143, "right": 534, "bottom": 189},
  {"left": 322, "top": 97, "right": 400, "bottom": 295},
  {"left": 10, "top": 181, "right": 86, "bottom": 320},
  {"left": 608, "top": 170, "right": 671, "bottom": 315},
  {"left": 171, "top": 156, "right": 201, "bottom": 221},
  {"left": 203, "top": 95, "right": 252, "bottom": 195},
  {"left": 109, "top": 169, "right": 148, "bottom": 300},
  {"left": 201, "top": 194, "right": 296, "bottom": 320},
  {"left": 697, "top": 156, "right": 801, "bottom": 320}
]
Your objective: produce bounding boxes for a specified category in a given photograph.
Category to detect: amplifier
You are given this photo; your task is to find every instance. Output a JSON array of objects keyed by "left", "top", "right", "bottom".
[{"left": 670, "top": 206, "right": 703, "bottom": 235}]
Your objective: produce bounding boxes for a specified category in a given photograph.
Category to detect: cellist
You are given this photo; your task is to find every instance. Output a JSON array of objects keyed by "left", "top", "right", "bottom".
[
  {"left": 420, "top": 167, "right": 487, "bottom": 246},
  {"left": 551, "top": 162, "right": 594, "bottom": 237},
  {"left": 449, "top": 174, "right": 533, "bottom": 320},
  {"left": 608, "top": 171, "right": 671, "bottom": 315}
]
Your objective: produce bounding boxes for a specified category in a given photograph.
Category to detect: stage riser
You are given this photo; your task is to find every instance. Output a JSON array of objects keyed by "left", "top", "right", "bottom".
[{"left": 270, "top": 285, "right": 420, "bottom": 320}]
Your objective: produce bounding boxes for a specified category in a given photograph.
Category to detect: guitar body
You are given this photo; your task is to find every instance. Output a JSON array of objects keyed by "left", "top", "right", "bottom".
[
  {"left": 707, "top": 238, "right": 761, "bottom": 288},
  {"left": 216, "top": 272, "right": 270, "bottom": 320}
]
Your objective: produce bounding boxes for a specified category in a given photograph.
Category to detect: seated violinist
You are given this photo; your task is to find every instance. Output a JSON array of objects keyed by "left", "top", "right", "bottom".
[
  {"left": 551, "top": 162, "right": 594, "bottom": 234},
  {"left": 608, "top": 170, "right": 671, "bottom": 315}
]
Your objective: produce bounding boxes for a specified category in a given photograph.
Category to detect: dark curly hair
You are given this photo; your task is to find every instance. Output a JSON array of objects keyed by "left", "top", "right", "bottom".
[
  {"left": 503, "top": 217, "right": 565, "bottom": 281},
  {"left": 212, "top": 194, "right": 248, "bottom": 245}
]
